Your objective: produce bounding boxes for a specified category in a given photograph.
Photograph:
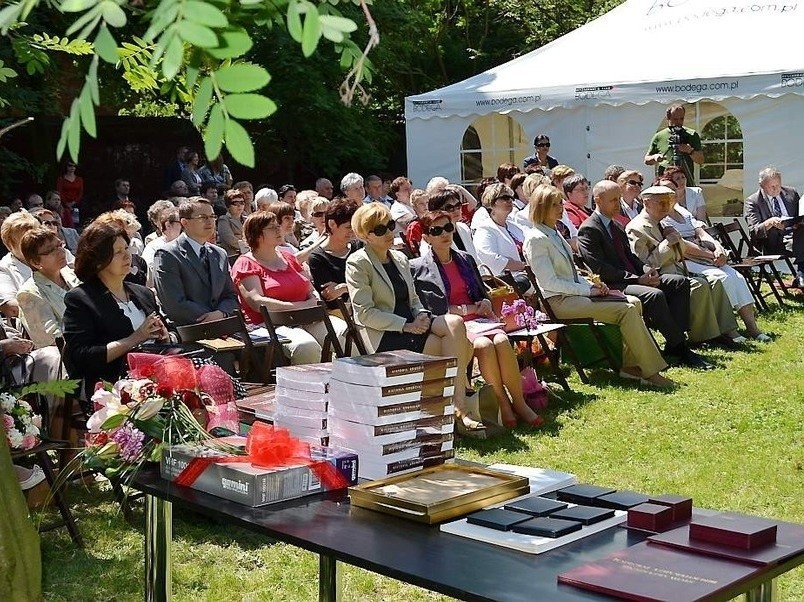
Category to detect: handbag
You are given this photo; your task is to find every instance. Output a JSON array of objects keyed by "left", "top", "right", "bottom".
[{"left": 480, "top": 269, "right": 520, "bottom": 332}]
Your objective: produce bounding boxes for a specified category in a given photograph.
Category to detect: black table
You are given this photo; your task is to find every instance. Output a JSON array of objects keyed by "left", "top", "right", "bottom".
[{"left": 133, "top": 467, "right": 799, "bottom": 602}]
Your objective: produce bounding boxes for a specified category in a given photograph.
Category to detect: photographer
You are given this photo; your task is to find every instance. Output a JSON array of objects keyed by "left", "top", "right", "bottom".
[{"left": 644, "top": 103, "right": 704, "bottom": 185}]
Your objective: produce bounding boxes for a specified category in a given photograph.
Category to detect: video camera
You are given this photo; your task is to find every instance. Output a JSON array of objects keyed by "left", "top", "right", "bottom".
[{"left": 668, "top": 124, "right": 687, "bottom": 166}]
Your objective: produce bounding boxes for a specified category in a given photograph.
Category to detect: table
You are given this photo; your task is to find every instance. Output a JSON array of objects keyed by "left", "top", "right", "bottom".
[{"left": 133, "top": 467, "right": 798, "bottom": 602}]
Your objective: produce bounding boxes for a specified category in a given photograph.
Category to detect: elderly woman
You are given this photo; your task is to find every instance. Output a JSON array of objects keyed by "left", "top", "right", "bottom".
[
  {"left": 142, "top": 209, "right": 182, "bottom": 285},
  {"left": 340, "top": 173, "right": 365, "bottom": 204},
  {"left": 299, "top": 196, "right": 330, "bottom": 250},
  {"left": 413, "top": 211, "right": 544, "bottom": 428},
  {"left": 231, "top": 211, "right": 349, "bottom": 365},
  {"left": 217, "top": 189, "right": 247, "bottom": 255},
  {"left": 389, "top": 177, "right": 416, "bottom": 229},
  {"left": 16, "top": 228, "right": 81, "bottom": 349},
  {"left": 144, "top": 200, "right": 176, "bottom": 245},
  {"left": 308, "top": 198, "right": 360, "bottom": 309},
  {"left": 473, "top": 182, "right": 530, "bottom": 293},
  {"left": 656, "top": 176, "right": 769, "bottom": 342},
  {"left": 345, "top": 203, "right": 482, "bottom": 435},
  {"left": 93, "top": 210, "right": 149, "bottom": 286},
  {"left": 524, "top": 185, "right": 674, "bottom": 388},
  {"left": 63, "top": 222, "right": 170, "bottom": 401},
  {"left": 0, "top": 211, "right": 43, "bottom": 318},
  {"left": 662, "top": 166, "right": 708, "bottom": 222}
]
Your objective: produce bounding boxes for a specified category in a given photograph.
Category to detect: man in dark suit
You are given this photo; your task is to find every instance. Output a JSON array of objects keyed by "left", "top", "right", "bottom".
[
  {"left": 153, "top": 197, "right": 239, "bottom": 326},
  {"left": 744, "top": 167, "right": 804, "bottom": 288},
  {"left": 578, "top": 180, "right": 712, "bottom": 369}
]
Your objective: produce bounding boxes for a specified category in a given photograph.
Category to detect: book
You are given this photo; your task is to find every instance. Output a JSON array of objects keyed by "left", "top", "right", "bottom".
[
  {"left": 649, "top": 494, "right": 693, "bottom": 522},
  {"left": 357, "top": 451, "right": 454, "bottom": 481},
  {"left": 596, "top": 490, "right": 651, "bottom": 510},
  {"left": 464, "top": 319, "right": 505, "bottom": 336},
  {"left": 466, "top": 508, "right": 531, "bottom": 531},
  {"left": 486, "top": 464, "right": 577, "bottom": 495},
  {"left": 275, "top": 363, "right": 332, "bottom": 393},
  {"left": 328, "top": 378, "right": 455, "bottom": 406},
  {"left": 238, "top": 326, "right": 291, "bottom": 344},
  {"left": 551, "top": 505, "right": 616, "bottom": 526},
  {"left": 503, "top": 496, "right": 568, "bottom": 517},
  {"left": 329, "top": 433, "right": 453, "bottom": 457},
  {"left": 331, "top": 350, "right": 458, "bottom": 386},
  {"left": 275, "top": 386, "right": 329, "bottom": 403},
  {"left": 648, "top": 519, "right": 804, "bottom": 567},
  {"left": 328, "top": 395, "right": 453, "bottom": 425},
  {"left": 556, "top": 483, "right": 616, "bottom": 505},
  {"left": 590, "top": 289, "right": 629, "bottom": 302},
  {"left": 511, "top": 517, "right": 583, "bottom": 538},
  {"left": 273, "top": 414, "right": 327, "bottom": 431},
  {"left": 328, "top": 414, "right": 453, "bottom": 440},
  {"left": 627, "top": 503, "right": 675, "bottom": 533},
  {"left": 557, "top": 541, "right": 757, "bottom": 601},
  {"left": 196, "top": 337, "right": 246, "bottom": 352},
  {"left": 688, "top": 513, "right": 777, "bottom": 550}
]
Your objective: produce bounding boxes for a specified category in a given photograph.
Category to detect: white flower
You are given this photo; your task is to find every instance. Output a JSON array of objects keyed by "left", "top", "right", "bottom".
[
  {"left": 134, "top": 397, "right": 164, "bottom": 421},
  {"left": 26, "top": 424, "right": 40, "bottom": 437},
  {"left": 18, "top": 400, "right": 31, "bottom": 412},
  {"left": 86, "top": 392, "right": 128, "bottom": 432},
  {"left": 7, "top": 428, "right": 23, "bottom": 448},
  {"left": 0, "top": 393, "right": 15, "bottom": 412}
]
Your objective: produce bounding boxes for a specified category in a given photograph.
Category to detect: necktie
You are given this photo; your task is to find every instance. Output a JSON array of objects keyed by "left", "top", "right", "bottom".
[
  {"left": 608, "top": 221, "right": 637, "bottom": 274},
  {"left": 771, "top": 197, "right": 782, "bottom": 218},
  {"left": 199, "top": 245, "right": 210, "bottom": 274}
]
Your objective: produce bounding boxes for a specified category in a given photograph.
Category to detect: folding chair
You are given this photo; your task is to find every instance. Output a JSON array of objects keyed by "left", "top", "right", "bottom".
[
  {"left": 335, "top": 297, "right": 368, "bottom": 356},
  {"left": 259, "top": 303, "right": 346, "bottom": 378},
  {"left": 732, "top": 218, "right": 798, "bottom": 298},
  {"left": 523, "top": 266, "right": 620, "bottom": 384}
]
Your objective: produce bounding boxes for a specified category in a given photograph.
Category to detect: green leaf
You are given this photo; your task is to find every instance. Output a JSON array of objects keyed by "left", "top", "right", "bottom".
[
  {"left": 215, "top": 63, "right": 270, "bottom": 92},
  {"left": 162, "top": 34, "right": 184, "bottom": 80},
  {"left": 88, "top": 56, "right": 100, "bottom": 103},
  {"left": 67, "top": 99, "right": 82, "bottom": 160},
  {"left": 223, "top": 94, "right": 276, "bottom": 120},
  {"left": 94, "top": 25, "right": 119, "bottom": 63},
  {"left": 79, "top": 86, "right": 96, "bottom": 137},
  {"left": 100, "top": 413, "right": 126, "bottom": 430},
  {"left": 286, "top": 0, "right": 302, "bottom": 43},
  {"left": 185, "top": 64, "right": 199, "bottom": 89},
  {"left": 192, "top": 76, "right": 213, "bottom": 126},
  {"left": 206, "top": 27, "right": 252, "bottom": 59},
  {"left": 56, "top": 118, "right": 69, "bottom": 159},
  {"left": 204, "top": 103, "right": 224, "bottom": 160},
  {"left": 60, "top": 0, "right": 98, "bottom": 13},
  {"left": 101, "top": 0, "right": 127, "bottom": 28},
  {"left": 177, "top": 20, "right": 218, "bottom": 48},
  {"left": 301, "top": 9, "right": 321, "bottom": 57},
  {"left": 224, "top": 118, "right": 254, "bottom": 167},
  {"left": 184, "top": 1, "right": 228, "bottom": 28},
  {"left": 318, "top": 15, "right": 356, "bottom": 43}
]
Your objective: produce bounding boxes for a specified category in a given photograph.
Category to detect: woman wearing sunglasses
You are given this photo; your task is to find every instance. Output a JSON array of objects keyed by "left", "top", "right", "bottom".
[
  {"left": 413, "top": 211, "right": 545, "bottom": 428},
  {"left": 299, "top": 196, "right": 330, "bottom": 250},
  {"left": 615, "top": 170, "right": 645, "bottom": 226},
  {"left": 419, "top": 186, "right": 477, "bottom": 260},
  {"left": 216, "top": 189, "right": 248, "bottom": 255},
  {"left": 345, "top": 204, "right": 482, "bottom": 435},
  {"left": 524, "top": 185, "right": 675, "bottom": 389}
]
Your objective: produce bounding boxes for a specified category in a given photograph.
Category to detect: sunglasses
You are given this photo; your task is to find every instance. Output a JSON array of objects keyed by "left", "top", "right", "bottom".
[
  {"left": 427, "top": 222, "right": 455, "bottom": 236},
  {"left": 370, "top": 220, "right": 396, "bottom": 237},
  {"left": 443, "top": 202, "right": 463, "bottom": 212},
  {"left": 536, "top": 143, "right": 551, "bottom": 148},
  {"left": 311, "top": 211, "right": 326, "bottom": 218},
  {"left": 627, "top": 180, "right": 644, "bottom": 187}
]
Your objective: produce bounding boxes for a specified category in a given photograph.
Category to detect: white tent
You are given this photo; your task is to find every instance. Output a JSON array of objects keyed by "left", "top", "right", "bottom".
[{"left": 405, "top": 0, "right": 804, "bottom": 215}]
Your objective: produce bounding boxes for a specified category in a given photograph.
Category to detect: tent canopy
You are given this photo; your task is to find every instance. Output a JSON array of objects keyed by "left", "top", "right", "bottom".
[{"left": 405, "top": 0, "right": 804, "bottom": 120}]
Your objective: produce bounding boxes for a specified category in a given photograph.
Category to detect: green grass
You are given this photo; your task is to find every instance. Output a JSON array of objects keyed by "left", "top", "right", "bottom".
[{"left": 39, "top": 300, "right": 804, "bottom": 601}]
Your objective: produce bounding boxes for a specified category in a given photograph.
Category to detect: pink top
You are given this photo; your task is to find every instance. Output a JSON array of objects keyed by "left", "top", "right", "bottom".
[
  {"left": 442, "top": 260, "right": 473, "bottom": 307},
  {"left": 231, "top": 251, "right": 311, "bottom": 324}
]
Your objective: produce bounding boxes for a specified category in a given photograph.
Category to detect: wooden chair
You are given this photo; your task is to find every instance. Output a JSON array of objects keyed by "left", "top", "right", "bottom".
[
  {"left": 335, "top": 297, "right": 368, "bottom": 356},
  {"left": 523, "top": 266, "right": 620, "bottom": 384},
  {"left": 731, "top": 218, "right": 798, "bottom": 298},
  {"left": 259, "top": 303, "right": 346, "bottom": 379}
]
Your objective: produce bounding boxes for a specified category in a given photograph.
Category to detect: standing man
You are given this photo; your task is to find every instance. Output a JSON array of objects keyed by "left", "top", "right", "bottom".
[
  {"left": 644, "top": 103, "right": 704, "bottom": 185},
  {"left": 578, "top": 180, "right": 712, "bottom": 369},
  {"left": 152, "top": 197, "right": 239, "bottom": 325},
  {"left": 744, "top": 167, "right": 804, "bottom": 287},
  {"left": 523, "top": 134, "right": 558, "bottom": 170}
]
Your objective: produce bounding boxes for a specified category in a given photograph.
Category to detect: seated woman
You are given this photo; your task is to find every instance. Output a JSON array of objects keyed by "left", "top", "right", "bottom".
[
  {"left": 473, "top": 183, "right": 530, "bottom": 294},
  {"left": 93, "top": 210, "right": 149, "bottom": 286},
  {"left": 216, "top": 189, "right": 247, "bottom": 256},
  {"left": 308, "top": 198, "right": 361, "bottom": 310},
  {"left": 63, "top": 222, "right": 170, "bottom": 402},
  {"left": 662, "top": 166, "right": 708, "bottom": 222},
  {"left": 265, "top": 200, "right": 321, "bottom": 264},
  {"left": 299, "top": 196, "right": 330, "bottom": 250},
  {"left": 231, "top": 211, "right": 349, "bottom": 365},
  {"left": 523, "top": 185, "right": 675, "bottom": 389},
  {"left": 412, "top": 211, "right": 544, "bottom": 428},
  {"left": 345, "top": 204, "right": 482, "bottom": 435},
  {"left": 16, "top": 227, "right": 81, "bottom": 349},
  {"left": 0, "top": 211, "right": 45, "bottom": 318},
  {"left": 419, "top": 186, "right": 477, "bottom": 260},
  {"left": 656, "top": 176, "right": 768, "bottom": 342}
]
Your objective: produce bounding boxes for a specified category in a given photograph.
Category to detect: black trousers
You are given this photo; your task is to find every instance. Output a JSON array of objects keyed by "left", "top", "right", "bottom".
[{"left": 623, "top": 274, "right": 690, "bottom": 350}]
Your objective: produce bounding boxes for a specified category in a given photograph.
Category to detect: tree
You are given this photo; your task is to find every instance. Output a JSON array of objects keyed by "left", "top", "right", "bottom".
[{"left": 0, "top": 0, "right": 377, "bottom": 168}]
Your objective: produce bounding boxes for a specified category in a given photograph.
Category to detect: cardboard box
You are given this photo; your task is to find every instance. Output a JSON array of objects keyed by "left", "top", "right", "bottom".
[{"left": 160, "top": 440, "right": 358, "bottom": 507}]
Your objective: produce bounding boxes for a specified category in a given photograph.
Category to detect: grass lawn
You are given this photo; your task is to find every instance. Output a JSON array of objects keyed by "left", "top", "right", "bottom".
[{"left": 39, "top": 300, "right": 804, "bottom": 601}]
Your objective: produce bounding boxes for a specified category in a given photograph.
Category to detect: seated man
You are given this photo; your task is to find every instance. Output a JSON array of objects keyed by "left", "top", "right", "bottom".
[
  {"left": 578, "top": 180, "right": 711, "bottom": 369},
  {"left": 626, "top": 186, "right": 742, "bottom": 349},
  {"left": 153, "top": 197, "right": 239, "bottom": 326},
  {"left": 744, "top": 167, "right": 804, "bottom": 288}
]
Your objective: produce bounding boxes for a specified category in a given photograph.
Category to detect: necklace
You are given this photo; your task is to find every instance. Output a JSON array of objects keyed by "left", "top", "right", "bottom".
[{"left": 109, "top": 288, "right": 129, "bottom": 304}]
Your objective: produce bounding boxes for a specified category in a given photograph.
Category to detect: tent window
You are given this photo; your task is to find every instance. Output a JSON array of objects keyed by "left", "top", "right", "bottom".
[
  {"left": 461, "top": 126, "right": 483, "bottom": 183},
  {"left": 700, "top": 115, "right": 743, "bottom": 183}
]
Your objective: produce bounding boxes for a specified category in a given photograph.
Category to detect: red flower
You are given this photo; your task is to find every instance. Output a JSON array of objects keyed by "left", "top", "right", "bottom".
[
  {"left": 181, "top": 390, "right": 202, "bottom": 410},
  {"left": 86, "top": 431, "right": 108, "bottom": 446},
  {"left": 156, "top": 384, "right": 173, "bottom": 398}
]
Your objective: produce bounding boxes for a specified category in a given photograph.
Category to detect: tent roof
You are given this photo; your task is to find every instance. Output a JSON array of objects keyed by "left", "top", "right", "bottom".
[{"left": 406, "top": 0, "right": 804, "bottom": 119}]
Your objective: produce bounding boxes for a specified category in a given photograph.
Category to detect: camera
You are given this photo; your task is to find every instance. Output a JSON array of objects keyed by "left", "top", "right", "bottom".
[{"left": 668, "top": 124, "right": 687, "bottom": 166}]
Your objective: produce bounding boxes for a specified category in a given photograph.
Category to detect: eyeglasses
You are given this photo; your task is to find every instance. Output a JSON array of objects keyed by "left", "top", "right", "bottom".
[
  {"left": 187, "top": 214, "right": 216, "bottom": 221},
  {"left": 230, "top": 201, "right": 245, "bottom": 206},
  {"left": 627, "top": 180, "right": 644, "bottom": 187},
  {"left": 262, "top": 225, "right": 281, "bottom": 233},
  {"left": 370, "top": 220, "right": 396, "bottom": 237},
  {"left": 39, "top": 243, "right": 65, "bottom": 255},
  {"left": 427, "top": 222, "right": 455, "bottom": 236},
  {"left": 536, "top": 143, "right": 551, "bottom": 148},
  {"left": 442, "top": 202, "right": 463, "bottom": 212},
  {"left": 311, "top": 211, "right": 326, "bottom": 218},
  {"left": 40, "top": 220, "right": 59, "bottom": 227},
  {"left": 494, "top": 195, "right": 514, "bottom": 203}
]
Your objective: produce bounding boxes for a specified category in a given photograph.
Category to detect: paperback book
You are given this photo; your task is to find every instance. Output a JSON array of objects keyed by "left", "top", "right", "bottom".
[
  {"left": 328, "top": 378, "right": 455, "bottom": 406},
  {"left": 331, "top": 350, "right": 458, "bottom": 386}
]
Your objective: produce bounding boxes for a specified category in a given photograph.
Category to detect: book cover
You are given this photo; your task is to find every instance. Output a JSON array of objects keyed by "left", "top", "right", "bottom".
[
  {"left": 551, "top": 505, "right": 616, "bottom": 525},
  {"left": 557, "top": 541, "right": 757, "bottom": 602},
  {"left": 466, "top": 508, "right": 531, "bottom": 531},
  {"left": 511, "top": 517, "right": 583, "bottom": 538},
  {"left": 328, "top": 378, "right": 455, "bottom": 406},
  {"left": 327, "top": 395, "right": 452, "bottom": 423},
  {"left": 329, "top": 432, "right": 453, "bottom": 457},
  {"left": 597, "top": 490, "right": 651, "bottom": 510},
  {"left": 503, "top": 496, "right": 568, "bottom": 517},
  {"left": 331, "top": 351, "right": 458, "bottom": 386},
  {"left": 275, "top": 363, "right": 332, "bottom": 393}
]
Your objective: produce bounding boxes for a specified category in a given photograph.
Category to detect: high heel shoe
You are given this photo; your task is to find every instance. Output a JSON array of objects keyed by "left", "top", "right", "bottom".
[{"left": 455, "top": 409, "right": 487, "bottom": 439}]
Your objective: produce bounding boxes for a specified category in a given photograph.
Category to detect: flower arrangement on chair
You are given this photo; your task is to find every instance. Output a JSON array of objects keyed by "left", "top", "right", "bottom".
[
  {"left": 1, "top": 393, "right": 42, "bottom": 451},
  {"left": 500, "top": 298, "right": 549, "bottom": 331}
]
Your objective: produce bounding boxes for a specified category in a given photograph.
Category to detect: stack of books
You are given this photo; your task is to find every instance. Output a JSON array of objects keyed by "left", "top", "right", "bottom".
[
  {"left": 273, "top": 363, "right": 332, "bottom": 445},
  {"left": 328, "top": 350, "right": 459, "bottom": 480}
]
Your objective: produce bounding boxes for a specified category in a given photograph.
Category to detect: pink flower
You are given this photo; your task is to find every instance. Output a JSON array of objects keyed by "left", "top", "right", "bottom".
[
  {"left": 21, "top": 434, "right": 37, "bottom": 450},
  {"left": 3, "top": 414, "right": 13, "bottom": 430}
]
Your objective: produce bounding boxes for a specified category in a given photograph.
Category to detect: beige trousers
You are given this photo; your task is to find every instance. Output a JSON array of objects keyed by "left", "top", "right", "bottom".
[{"left": 687, "top": 276, "right": 738, "bottom": 343}]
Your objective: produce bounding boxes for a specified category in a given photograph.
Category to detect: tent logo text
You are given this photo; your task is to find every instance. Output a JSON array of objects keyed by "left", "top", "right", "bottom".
[
  {"left": 781, "top": 73, "right": 804, "bottom": 87},
  {"left": 410, "top": 99, "right": 443, "bottom": 113},
  {"left": 575, "top": 85, "right": 613, "bottom": 100}
]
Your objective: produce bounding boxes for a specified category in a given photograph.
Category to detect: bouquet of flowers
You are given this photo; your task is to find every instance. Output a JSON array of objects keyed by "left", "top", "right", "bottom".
[
  {"left": 1, "top": 392, "right": 42, "bottom": 451},
  {"left": 500, "top": 298, "right": 549, "bottom": 331},
  {"left": 73, "top": 353, "right": 244, "bottom": 484}
]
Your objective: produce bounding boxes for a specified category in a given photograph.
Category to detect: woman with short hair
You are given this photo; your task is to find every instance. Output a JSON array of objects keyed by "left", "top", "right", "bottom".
[
  {"left": 346, "top": 203, "right": 483, "bottom": 435},
  {"left": 0, "top": 211, "right": 42, "bottom": 318},
  {"left": 308, "top": 198, "right": 360, "bottom": 309},
  {"left": 217, "top": 189, "right": 247, "bottom": 255}
]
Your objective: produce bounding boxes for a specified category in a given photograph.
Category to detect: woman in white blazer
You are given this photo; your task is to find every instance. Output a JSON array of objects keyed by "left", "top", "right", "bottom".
[
  {"left": 345, "top": 203, "right": 483, "bottom": 434},
  {"left": 523, "top": 184, "right": 674, "bottom": 389}
]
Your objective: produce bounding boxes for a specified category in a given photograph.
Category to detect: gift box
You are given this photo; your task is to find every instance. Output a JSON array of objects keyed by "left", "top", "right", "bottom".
[{"left": 160, "top": 436, "right": 358, "bottom": 507}]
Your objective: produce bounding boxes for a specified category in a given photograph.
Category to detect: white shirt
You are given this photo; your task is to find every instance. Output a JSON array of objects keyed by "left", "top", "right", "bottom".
[
  {"left": 766, "top": 194, "right": 790, "bottom": 217},
  {"left": 473, "top": 219, "right": 523, "bottom": 275}
]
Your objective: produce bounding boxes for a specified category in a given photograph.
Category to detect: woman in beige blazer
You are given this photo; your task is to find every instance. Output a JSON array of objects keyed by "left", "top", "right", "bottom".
[
  {"left": 523, "top": 185, "right": 674, "bottom": 389},
  {"left": 216, "top": 189, "right": 247, "bottom": 255},
  {"left": 345, "top": 203, "right": 483, "bottom": 434}
]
